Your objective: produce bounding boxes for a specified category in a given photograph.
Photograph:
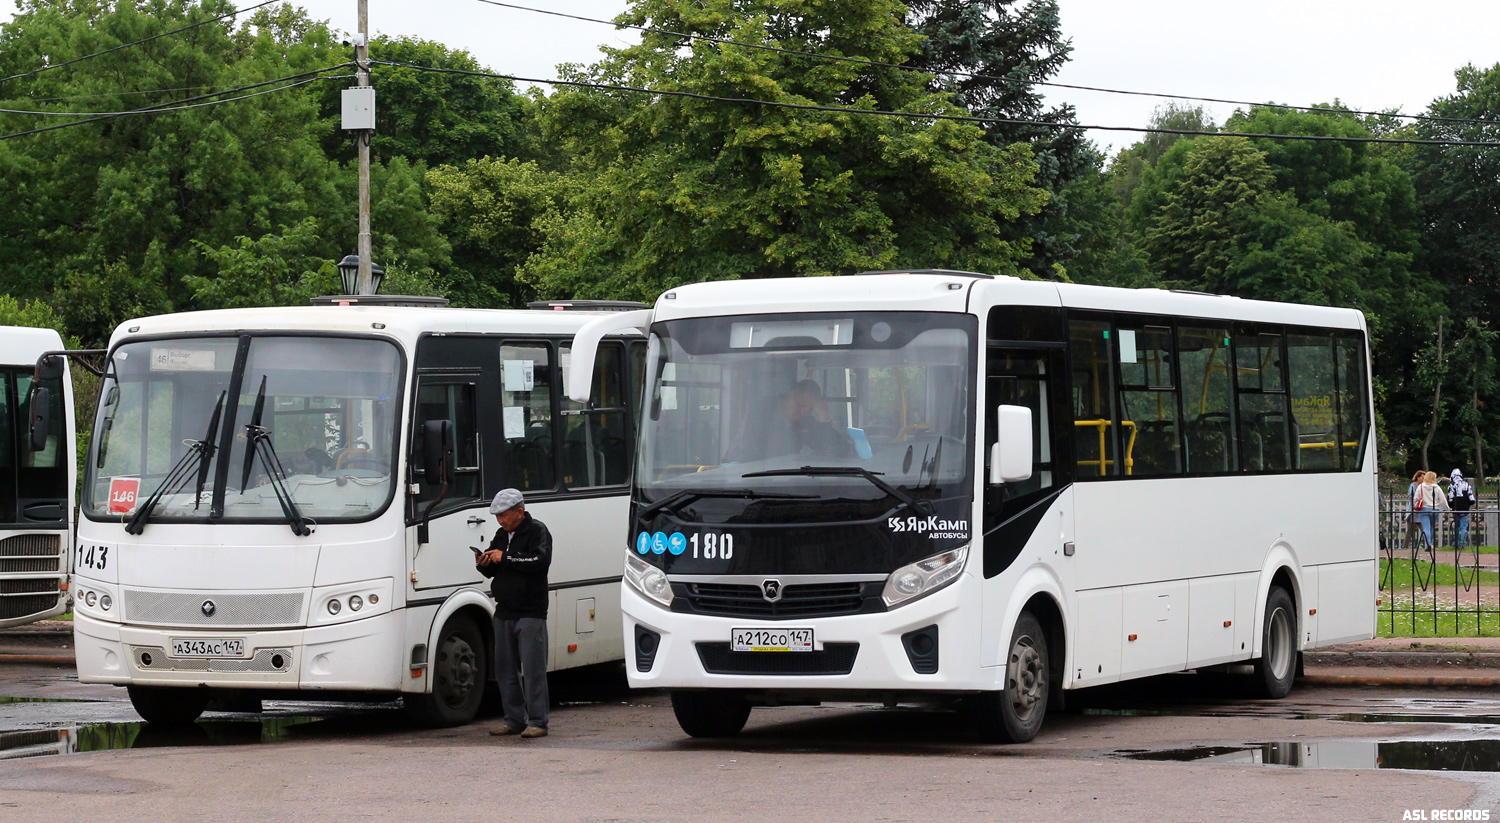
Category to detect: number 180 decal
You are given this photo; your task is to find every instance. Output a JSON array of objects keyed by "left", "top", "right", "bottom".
[{"left": 635, "top": 530, "right": 735, "bottom": 560}]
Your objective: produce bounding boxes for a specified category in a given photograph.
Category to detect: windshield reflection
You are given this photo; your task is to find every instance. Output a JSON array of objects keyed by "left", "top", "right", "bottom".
[
  {"left": 637, "top": 312, "right": 974, "bottom": 518},
  {"left": 85, "top": 335, "right": 401, "bottom": 523}
]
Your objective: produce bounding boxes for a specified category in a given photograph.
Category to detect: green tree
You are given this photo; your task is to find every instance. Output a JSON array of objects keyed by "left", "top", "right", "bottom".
[
  {"left": 0, "top": 0, "right": 345, "bottom": 343},
  {"left": 427, "top": 157, "right": 570, "bottom": 308},
  {"left": 904, "top": 0, "right": 1094, "bottom": 277},
  {"left": 515, "top": 0, "right": 1047, "bottom": 301},
  {"left": 320, "top": 36, "right": 535, "bottom": 168},
  {"left": 1448, "top": 317, "right": 1499, "bottom": 478}
]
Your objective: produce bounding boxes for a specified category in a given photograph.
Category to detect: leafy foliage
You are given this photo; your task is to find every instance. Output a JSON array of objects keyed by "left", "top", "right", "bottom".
[{"left": 505, "top": 0, "right": 1047, "bottom": 300}]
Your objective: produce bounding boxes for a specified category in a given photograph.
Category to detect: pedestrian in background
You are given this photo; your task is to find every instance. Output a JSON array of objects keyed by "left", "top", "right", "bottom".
[
  {"left": 477, "top": 488, "right": 553, "bottom": 739},
  {"left": 1414, "top": 470, "right": 1449, "bottom": 549},
  {"left": 1449, "top": 468, "right": 1477, "bottom": 549},
  {"left": 1405, "top": 469, "right": 1426, "bottom": 548}
]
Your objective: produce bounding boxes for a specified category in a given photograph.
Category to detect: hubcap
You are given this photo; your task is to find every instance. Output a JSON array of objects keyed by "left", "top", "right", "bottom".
[
  {"left": 1007, "top": 634, "right": 1047, "bottom": 722},
  {"left": 1267, "top": 606, "right": 1293, "bottom": 680},
  {"left": 435, "top": 632, "right": 478, "bottom": 709}
]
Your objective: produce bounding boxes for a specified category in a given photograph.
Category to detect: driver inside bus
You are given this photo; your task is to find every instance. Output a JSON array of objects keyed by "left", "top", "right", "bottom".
[{"left": 727, "top": 379, "right": 851, "bottom": 462}]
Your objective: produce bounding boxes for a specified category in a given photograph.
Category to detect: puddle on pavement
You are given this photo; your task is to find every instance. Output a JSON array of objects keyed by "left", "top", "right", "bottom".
[
  {"left": 1123, "top": 740, "right": 1500, "bottom": 772},
  {"left": 0, "top": 717, "right": 323, "bottom": 761},
  {"left": 1084, "top": 707, "right": 1500, "bottom": 725},
  {"left": 0, "top": 696, "right": 97, "bottom": 704}
]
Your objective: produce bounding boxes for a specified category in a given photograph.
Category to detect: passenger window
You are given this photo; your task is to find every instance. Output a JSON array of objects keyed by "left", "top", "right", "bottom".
[
  {"left": 1069, "top": 319, "right": 1116, "bottom": 477},
  {"left": 1177, "top": 326, "right": 1235, "bottom": 473},
  {"left": 560, "top": 343, "right": 629, "bottom": 488},
  {"left": 411, "top": 381, "right": 481, "bottom": 504},
  {"left": 1235, "top": 330, "right": 1289, "bottom": 472},
  {"left": 1287, "top": 334, "right": 1339, "bottom": 471},
  {"left": 1115, "top": 324, "right": 1180, "bottom": 476},
  {"left": 500, "top": 343, "right": 555, "bottom": 491},
  {"left": 1336, "top": 334, "right": 1369, "bottom": 471}
]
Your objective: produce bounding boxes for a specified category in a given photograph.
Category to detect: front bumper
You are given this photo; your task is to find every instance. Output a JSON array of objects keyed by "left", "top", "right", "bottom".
[
  {"left": 74, "top": 610, "right": 404, "bottom": 691},
  {"left": 622, "top": 573, "right": 996, "bottom": 693}
]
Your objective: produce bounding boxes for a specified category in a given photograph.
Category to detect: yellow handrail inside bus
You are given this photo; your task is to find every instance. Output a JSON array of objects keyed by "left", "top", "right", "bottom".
[{"left": 1074, "top": 419, "right": 1137, "bottom": 476}]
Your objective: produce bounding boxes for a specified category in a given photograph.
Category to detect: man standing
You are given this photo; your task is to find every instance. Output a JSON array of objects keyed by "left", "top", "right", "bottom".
[{"left": 477, "top": 488, "right": 552, "bottom": 738}]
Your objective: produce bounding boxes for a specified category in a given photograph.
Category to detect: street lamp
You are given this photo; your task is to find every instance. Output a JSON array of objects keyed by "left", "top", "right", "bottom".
[{"left": 336, "top": 254, "right": 384, "bottom": 295}]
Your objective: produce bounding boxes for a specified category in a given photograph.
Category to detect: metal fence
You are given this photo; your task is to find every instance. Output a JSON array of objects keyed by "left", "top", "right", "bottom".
[{"left": 1378, "top": 491, "right": 1500, "bottom": 636}]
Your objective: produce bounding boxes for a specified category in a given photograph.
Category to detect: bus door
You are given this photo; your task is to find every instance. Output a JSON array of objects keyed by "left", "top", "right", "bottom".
[
  {"left": 409, "top": 337, "right": 499, "bottom": 592},
  {"left": 982, "top": 345, "right": 1071, "bottom": 572}
]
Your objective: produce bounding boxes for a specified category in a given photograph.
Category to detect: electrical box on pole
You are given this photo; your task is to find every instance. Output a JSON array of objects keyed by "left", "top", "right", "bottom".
[{"left": 341, "top": 87, "right": 375, "bottom": 131}]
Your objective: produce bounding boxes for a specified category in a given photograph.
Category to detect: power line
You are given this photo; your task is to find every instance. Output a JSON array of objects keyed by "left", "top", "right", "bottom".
[
  {"left": 0, "top": 73, "right": 348, "bottom": 116},
  {"left": 370, "top": 60, "right": 1500, "bottom": 149},
  {"left": 474, "top": 0, "right": 1490, "bottom": 130},
  {"left": 0, "top": 65, "right": 351, "bottom": 140},
  {"left": 0, "top": 0, "right": 281, "bottom": 86}
]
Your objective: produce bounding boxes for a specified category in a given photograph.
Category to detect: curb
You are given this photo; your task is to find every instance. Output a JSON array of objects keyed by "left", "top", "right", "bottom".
[{"left": 1305, "top": 650, "right": 1500, "bottom": 669}]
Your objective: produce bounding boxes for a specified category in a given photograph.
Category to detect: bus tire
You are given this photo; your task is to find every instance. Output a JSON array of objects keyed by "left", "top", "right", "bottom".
[
  {"left": 671, "top": 690, "right": 751, "bottom": 738},
  {"left": 127, "top": 685, "right": 209, "bottom": 725},
  {"left": 1252, "top": 586, "right": 1297, "bottom": 699},
  {"left": 405, "top": 615, "right": 487, "bottom": 728},
  {"left": 974, "top": 611, "right": 1049, "bottom": 743}
]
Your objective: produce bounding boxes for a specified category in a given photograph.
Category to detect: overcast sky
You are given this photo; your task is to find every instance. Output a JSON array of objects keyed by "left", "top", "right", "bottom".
[{"left": 9, "top": 0, "right": 1500, "bottom": 155}]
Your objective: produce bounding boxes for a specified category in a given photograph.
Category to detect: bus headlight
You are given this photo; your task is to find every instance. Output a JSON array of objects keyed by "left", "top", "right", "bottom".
[
  {"left": 882, "top": 546, "right": 968, "bottom": 608},
  {"left": 624, "top": 552, "right": 673, "bottom": 608}
]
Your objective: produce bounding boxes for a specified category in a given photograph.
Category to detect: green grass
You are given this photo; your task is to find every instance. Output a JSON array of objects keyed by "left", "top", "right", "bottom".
[
  {"left": 1376, "top": 607, "right": 1500, "bottom": 638},
  {"left": 1380, "top": 557, "right": 1500, "bottom": 590}
]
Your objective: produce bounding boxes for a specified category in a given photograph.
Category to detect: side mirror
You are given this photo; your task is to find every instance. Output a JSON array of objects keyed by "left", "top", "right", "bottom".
[
  {"left": 989, "top": 405, "right": 1033, "bottom": 485},
  {"left": 34, "top": 354, "right": 64, "bottom": 381},
  {"left": 421, "top": 419, "right": 455, "bottom": 484},
  {"left": 28, "top": 386, "right": 51, "bottom": 452}
]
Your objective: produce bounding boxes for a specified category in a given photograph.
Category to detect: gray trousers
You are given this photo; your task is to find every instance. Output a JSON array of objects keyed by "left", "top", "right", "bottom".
[{"left": 494, "top": 616, "right": 548, "bottom": 730}]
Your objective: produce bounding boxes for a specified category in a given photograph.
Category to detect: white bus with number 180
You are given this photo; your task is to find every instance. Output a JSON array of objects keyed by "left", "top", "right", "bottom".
[{"left": 566, "top": 270, "right": 1375, "bottom": 742}]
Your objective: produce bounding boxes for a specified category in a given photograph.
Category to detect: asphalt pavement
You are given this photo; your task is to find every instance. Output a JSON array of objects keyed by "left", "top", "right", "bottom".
[{"left": 0, "top": 623, "right": 1496, "bottom": 822}]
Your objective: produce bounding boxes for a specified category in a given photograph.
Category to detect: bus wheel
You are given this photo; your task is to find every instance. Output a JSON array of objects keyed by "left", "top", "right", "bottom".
[
  {"left": 1252, "top": 587, "right": 1297, "bottom": 699},
  {"left": 974, "top": 611, "right": 1049, "bottom": 743},
  {"left": 671, "top": 690, "right": 751, "bottom": 738},
  {"left": 405, "top": 615, "right": 487, "bottom": 728},
  {"left": 127, "top": 685, "right": 209, "bottom": 725}
]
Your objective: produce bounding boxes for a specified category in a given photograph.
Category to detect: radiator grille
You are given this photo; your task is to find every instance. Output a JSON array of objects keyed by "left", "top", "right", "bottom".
[
  {"left": 0, "top": 594, "right": 61, "bottom": 620},
  {"left": 696, "top": 642, "right": 859, "bottom": 676},
  {"left": 675, "top": 581, "right": 876, "bottom": 620},
  {"left": 131, "top": 646, "right": 294, "bottom": 673},
  {"left": 0, "top": 578, "right": 60, "bottom": 595},
  {"left": 0, "top": 535, "right": 61, "bottom": 574},
  {"left": 122, "top": 590, "right": 305, "bottom": 628}
]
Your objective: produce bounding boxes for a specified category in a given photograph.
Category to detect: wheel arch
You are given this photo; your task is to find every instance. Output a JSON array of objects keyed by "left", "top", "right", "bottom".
[
  {"left": 994, "top": 566, "right": 1067, "bottom": 689},
  {"left": 1252, "top": 541, "right": 1303, "bottom": 660},
  {"left": 422, "top": 589, "right": 495, "bottom": 693}
]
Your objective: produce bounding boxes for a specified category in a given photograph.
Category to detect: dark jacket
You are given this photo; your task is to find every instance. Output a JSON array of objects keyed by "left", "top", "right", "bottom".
[{"left": 477, "top": 511, "right": 552, "bottom": 619}]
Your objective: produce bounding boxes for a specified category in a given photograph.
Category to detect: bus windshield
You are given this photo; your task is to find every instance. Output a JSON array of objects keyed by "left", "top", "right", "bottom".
[
  {"left": 84, "top": 335, "right": 402, "bottom": 524},
  {"left": 637, "top": 312, "right": 974, "bottom": 521}
]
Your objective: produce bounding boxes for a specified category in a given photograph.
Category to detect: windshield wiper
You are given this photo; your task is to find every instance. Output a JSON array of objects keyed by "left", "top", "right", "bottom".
[
  {"left": 741, "top": 466, "right": 935, "bottom": 515},
  {"left": 638, "top": 488, "right": 816, "bottom": 520},
  {"left": 241, "top": 376, "right": 314, "bottom": 537},
  {"left": 125, "top": 391, "right": 225, "bottom": 535}
]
